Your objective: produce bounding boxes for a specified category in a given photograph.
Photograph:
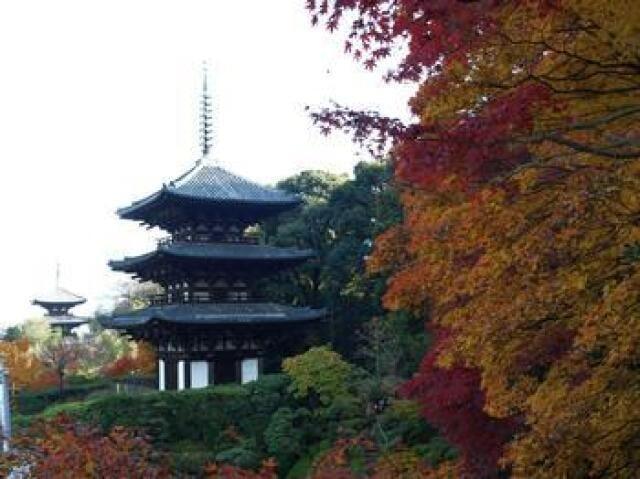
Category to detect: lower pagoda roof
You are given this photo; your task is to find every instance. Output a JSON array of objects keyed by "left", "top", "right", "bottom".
[
  {"left": 102, "top": 303, "right": 326, "bottom": 329},
  {"left": 110, "top": 242, "right": 314, "bottom": 273},
  {"left": 46, "top": 315, "right": 89, "bottom": 328}
]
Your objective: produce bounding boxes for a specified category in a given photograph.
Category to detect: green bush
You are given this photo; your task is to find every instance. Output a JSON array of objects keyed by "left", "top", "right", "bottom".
[
  {"left": 374, "top": 399, "right": 435, "bottom": 449},
  {"left": 25, "top": 373, "right": 451, "bottom": 477},
  {"left": 264, "top": 407, "right": 312, "bottom": 472},
  {"left": 15, "top": 378, "right": 112, "bottom": 415},
  {"left": 44, "top": 375, "right": 290, "bottom": 449},
  {"left": 215, "top": 447, "right": 261, "bottom": 469},
  {"left": 286, "top": 441, "right": 331, "bottom": 479},
  {"left": 170, "top": 450, "right": 219, "bottom": 476},
  {"left": 283, "top": 346, "right": 353, "bottom": 406}
]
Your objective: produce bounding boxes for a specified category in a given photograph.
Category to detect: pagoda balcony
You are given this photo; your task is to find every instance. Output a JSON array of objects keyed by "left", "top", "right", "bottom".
[
  {"left": 148, "top": 293, "right": 260, "bottom": 306},
  {"left": 157, "top": 234, "right": 260, "bottom": 247}
]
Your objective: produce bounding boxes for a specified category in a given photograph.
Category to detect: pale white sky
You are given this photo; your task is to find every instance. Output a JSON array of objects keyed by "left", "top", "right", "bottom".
[{"left": 0, "top": 0, "right": 411, "bottom": 326}]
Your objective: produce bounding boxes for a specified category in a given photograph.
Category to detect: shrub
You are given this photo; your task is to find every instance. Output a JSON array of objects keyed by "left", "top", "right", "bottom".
[
  {"left": 15, "top": 377, "right": 112, "bottom": 415},
  {"left": 282, "top": 346, "right": 353, "bottom": 406},
  {"left": 264, "top": 407, "right": 311, "bottom": 472},
  {"left": 43, "top": 376, "right": 291, "bottom": 451}
]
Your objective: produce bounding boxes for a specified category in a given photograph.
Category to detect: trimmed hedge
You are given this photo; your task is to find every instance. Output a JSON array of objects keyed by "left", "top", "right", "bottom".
[
  {"left": 15, "top": 378, "right": 113, "bottom": 415},
  {"left": 31, "top": 374, "right": 452, "bottom": 477},
  {"left": 44, "top": 375, "right": 291, "bottom": 450}
]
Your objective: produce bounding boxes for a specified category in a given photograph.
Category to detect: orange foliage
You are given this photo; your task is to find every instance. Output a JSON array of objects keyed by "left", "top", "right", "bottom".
[
  {"left": 309, "top": 438, "right": 439, "bottom": 479},
  {"left": 26, "top": 369, "right": 60, "bottom": 391},
  {"left": 0, "top": 414, "right": 169, "bottom": 478},
  {"left": 373, "top": 162, "right": 640, "bottom": 476},
  {"left": 372, "top": 449, "right": 437, "bottom": 479},
  {"left": 312, "top": 0, "right": 640, "bottom": 475},
  {"left": 0, "top": 338, "right": 56, "bottom": 391},
  {"left": 202, "top": 440, "right": 444, "bottom": 479},
  {"left": 102, "top": 341, "right": 156, "bottom": 378}
]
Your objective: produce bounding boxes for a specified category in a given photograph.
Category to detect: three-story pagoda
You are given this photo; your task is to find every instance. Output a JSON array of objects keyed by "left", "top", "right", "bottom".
[
  {"left": 105, "top": 74, "right": 325, "bottom": 390},
  {"left": 32, "top": 267, "right": 89, "bottom": 335}
]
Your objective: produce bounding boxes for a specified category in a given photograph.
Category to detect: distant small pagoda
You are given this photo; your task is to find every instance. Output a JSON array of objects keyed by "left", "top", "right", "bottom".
[
  {"left": 103, "top": 68, "right": 325, "bottom": 390},
  {"left": 32, "top": 266, "right": 89, "bottom": 335}
]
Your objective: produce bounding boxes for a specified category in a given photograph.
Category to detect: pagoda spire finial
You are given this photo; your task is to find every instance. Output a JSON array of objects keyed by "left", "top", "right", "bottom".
[
  {"left": 55, "top": 263, "right": 60, "bottom": 289},
  {"left": 200, "top": 62, "right": 214, "bottom": 160}
]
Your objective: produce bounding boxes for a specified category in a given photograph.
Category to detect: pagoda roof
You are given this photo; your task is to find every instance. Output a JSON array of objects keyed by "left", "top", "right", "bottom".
[
  {"left": 46, "top": 315, "right": 89, "bottom": 328},
  {"left": 110, "top": 242, "right": 314, "bottom": 272},
  {"left": 103, "top": 303, "right": 326, "bottom": 328},
  {"left": 118, "top": 161, "right": 300, "bottom": 221},
  {"left": 33, "top": 287, "right": 86, "bottom": 307}
]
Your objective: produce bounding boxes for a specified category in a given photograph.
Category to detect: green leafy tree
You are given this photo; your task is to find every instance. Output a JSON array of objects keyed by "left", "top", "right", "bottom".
[
  {"left": 22, "top": 317, "right": 52, "bottom": 347},
  {"left": 112, "top": 281, "right": 163, "bottom": 314},
  {"left": 282, "top": 346, "right": 353, "bottom": 407},
  {"left": 3, "top": 325, "right": 24, "bottom": 341},
  {"left": 264, "top": 161, "right": 403, "bottom": 358},
  {"left": 76, "top": 329, "right": 133, "bottom": 376},
  {"left": 276, "top": 170, "right": 348, "bottom": 205},
  {"left": 264, "top": 407, "right": 311, "bottom": 472}
]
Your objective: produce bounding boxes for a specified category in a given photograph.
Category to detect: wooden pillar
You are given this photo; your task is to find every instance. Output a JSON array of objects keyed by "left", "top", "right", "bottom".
[
  {"left": 184, "top": 360, "right": 192, "bottom": 389},
  {"left": 208, "top": 360, "right": 215, "bottom": 386},
  {"left": 235, "top": 359, "right": 241, "bottom": 384},
  {"left": 165, "top": 359, "right": 178, "bottom": 390}
]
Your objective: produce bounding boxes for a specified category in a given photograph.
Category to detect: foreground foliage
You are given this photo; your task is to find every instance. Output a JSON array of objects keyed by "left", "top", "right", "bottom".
[
  {"left": 310, "top": 0, "right": 640, "bottom": 477},
  {"left": 0, "top": 338, "right": 50, "bottom": 391},
  {"left": 24, "top": 360, "right": 450, "bottom": 477},
  {"left": 0, "top": 414, "right": 169, "bottom": 478}
]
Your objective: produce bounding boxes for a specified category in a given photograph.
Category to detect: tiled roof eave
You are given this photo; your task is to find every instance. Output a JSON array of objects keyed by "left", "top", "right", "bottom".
[
  {"left": 116, "top": 164, "right": 302, "bottom": 221},
  {"left": 118, "top": 189, "right": 300, "bottom": 219},
  {"left": 168, "top": 188, "right": 301, "bottom": 206},
  {"left": 101, "top": 303, "right": 326, "bottom": 329},
  {"left": 109, "top": 244, "right": 315, "bottom": 271},
  {"left": 33, "top": 298, "right": 86, "bottom": 307},
  {"left": 117, "top": 190, "right": 164, "bottom": 219}
]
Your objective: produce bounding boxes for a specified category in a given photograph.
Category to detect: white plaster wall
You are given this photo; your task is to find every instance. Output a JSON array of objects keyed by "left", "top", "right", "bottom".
[
  {"left": 178, "top": 360, "right": 185, "bottom": 391},
  {"left": 158, "top": 359, "right": 165, "bottom": 391},
  {"left": 241, "top": 358, "right": 259, "bottom": 384},
  {"left": 190, "top": 361, "right": 209, "bottom": 389}
]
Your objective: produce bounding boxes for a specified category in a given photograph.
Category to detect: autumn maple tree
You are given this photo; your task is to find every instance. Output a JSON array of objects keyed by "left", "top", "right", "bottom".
[
  {"left": 102, "top": 341, "right": 156, "bottom": 379},
  {"left": 0, "top": 338, "right": 46, "bottom": 391},
  {"left": 0, "top": 414, "right": 169, "bottom": 478},
  {"left": 37, "top": 335, "right": 84, "bottom": 395},
  {"left": 308, "top": 0, "right": 640, "bottom": 477}
]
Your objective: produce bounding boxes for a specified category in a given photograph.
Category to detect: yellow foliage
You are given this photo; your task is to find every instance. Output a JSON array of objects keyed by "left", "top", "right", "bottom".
[{"left": 0, "top": 338, "right": 47, "bottom": 390}]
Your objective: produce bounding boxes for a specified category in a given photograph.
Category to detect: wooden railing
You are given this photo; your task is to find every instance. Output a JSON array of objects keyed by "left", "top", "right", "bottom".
[
  {"left": 148, "top": 293, "right": 257, "bottom": 306},
  {"left": 157, "top": 234, "right": 260, "bottom": 247}
]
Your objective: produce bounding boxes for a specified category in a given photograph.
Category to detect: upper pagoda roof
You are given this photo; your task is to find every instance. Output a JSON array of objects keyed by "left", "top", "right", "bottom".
[
  {"left": 117, "top": 161, "right": 300, "bottom": 224},
  {"left": 102, "top": 302, "right": 326, "bottom": 329},
  {"left": 32, "top": 287, "right": 86, "bottom": 307}
]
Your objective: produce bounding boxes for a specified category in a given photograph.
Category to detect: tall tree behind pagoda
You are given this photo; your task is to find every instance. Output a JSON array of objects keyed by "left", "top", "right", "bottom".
[
  {"left": 308, "top": 0, "right": 640, "bottom": 477},
  {"left": 263, "top": 162, "right": 414, "bottom": 362}
]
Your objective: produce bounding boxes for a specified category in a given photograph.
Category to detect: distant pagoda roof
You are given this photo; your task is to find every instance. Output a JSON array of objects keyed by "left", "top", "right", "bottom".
[
  {"left": 32, "top": 287, "right": 86, "bottom": 307},
  {"left": 103, "top": 303, "right": 326, "bottom": 329},
  {"left": 110, "top": 242, "right": 314, "bottom": 273},
  {"left": 117, "top": 162, "right": 300, "bottom": 225},
  {"left": 46, "top": 315, "right": 89, "bottom": 328}
]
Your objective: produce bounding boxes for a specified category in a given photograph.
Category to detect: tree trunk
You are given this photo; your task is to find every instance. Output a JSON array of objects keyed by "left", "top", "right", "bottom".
[{"left": 58, "top": 369, "right": 65, "bottom": 396}]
